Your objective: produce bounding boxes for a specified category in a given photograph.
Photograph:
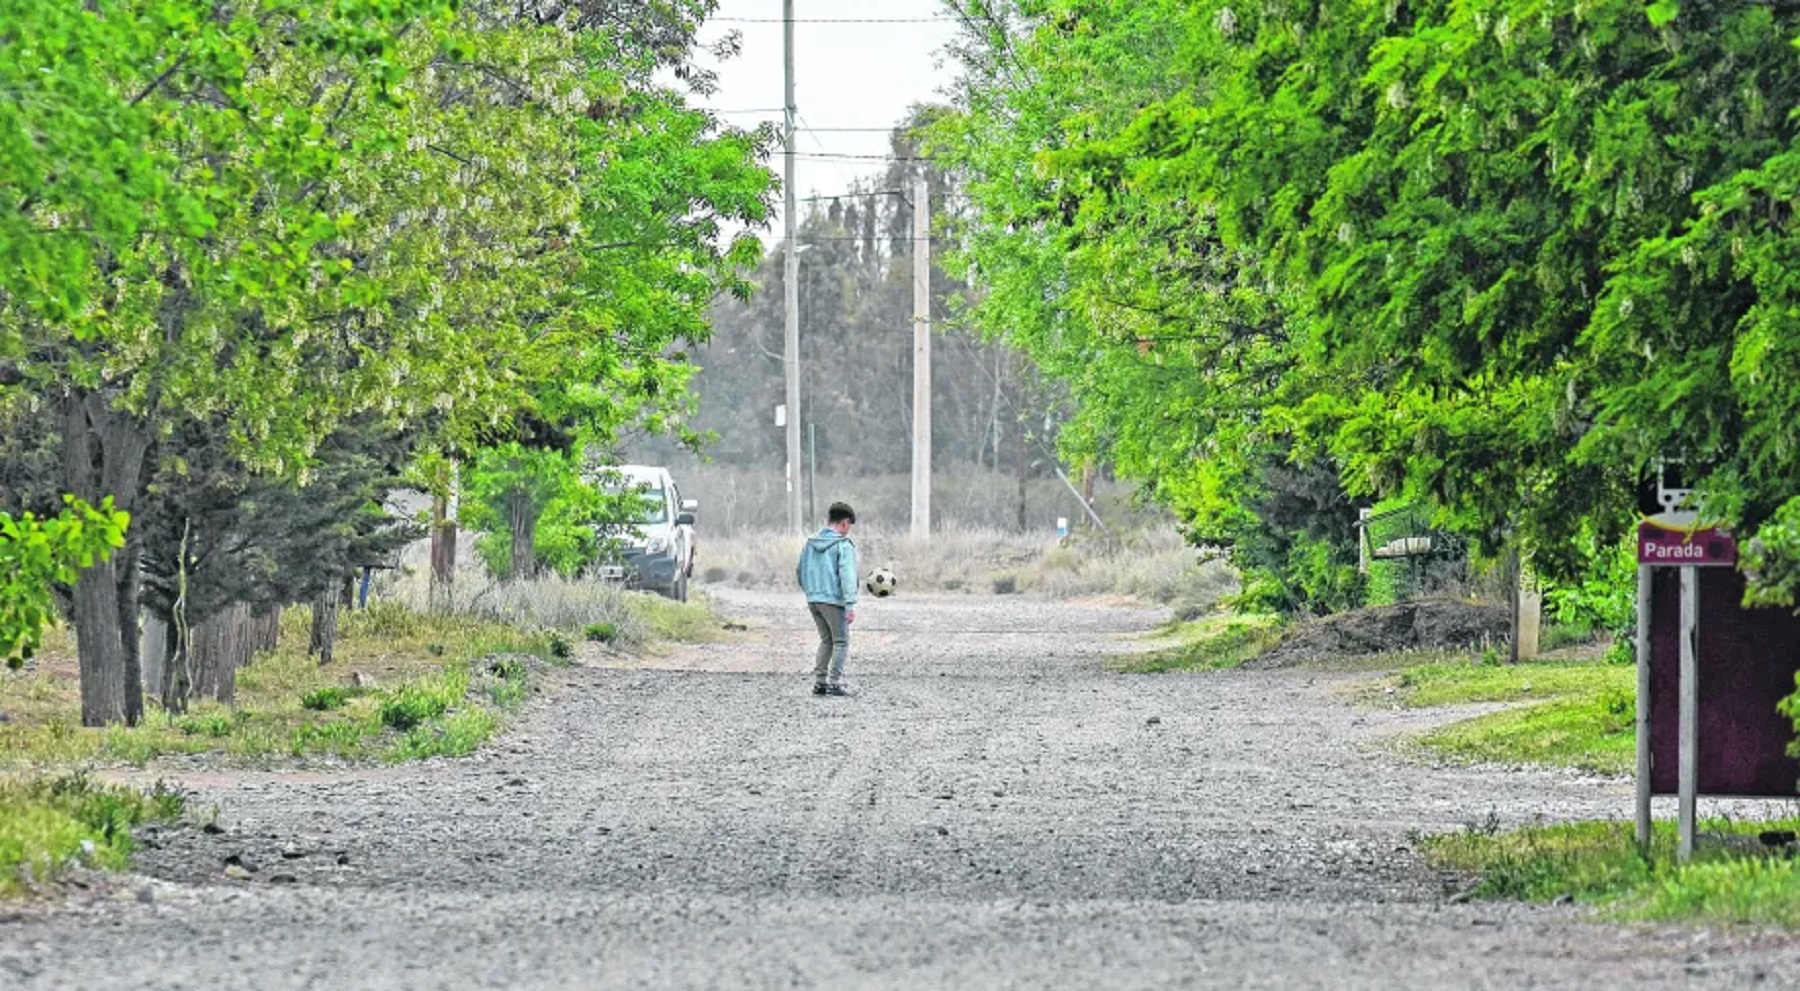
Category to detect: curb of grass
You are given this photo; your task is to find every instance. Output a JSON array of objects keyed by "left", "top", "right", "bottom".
[
  {"left": 1112, "top": 613, "right": 1284, "bottom": 674},
  {"left": 1420, "top": 816, "right": 1800, "bottom": 926}
]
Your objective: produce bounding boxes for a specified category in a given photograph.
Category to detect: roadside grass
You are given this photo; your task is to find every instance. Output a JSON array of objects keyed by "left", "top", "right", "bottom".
[
  {"left": 1422, "top": 815, "right": 1800, "bottom": 925},
  {"left": 0, "top": 773, "right": 185, "bottom": 897},
  {"left": 0, "top": 581, "right": 725, "bottom": 769},
  {"left": 1114, "top": 614, "right": 1283, "bottom": 673},
  {"left": 1371, "top": 652, "right": 1636, "bottom": 775}
]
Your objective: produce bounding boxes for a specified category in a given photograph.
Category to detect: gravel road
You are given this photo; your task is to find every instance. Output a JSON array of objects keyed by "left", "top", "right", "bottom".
[{"left": 4, "top": 587, "right": 1798, "bottom": 989}]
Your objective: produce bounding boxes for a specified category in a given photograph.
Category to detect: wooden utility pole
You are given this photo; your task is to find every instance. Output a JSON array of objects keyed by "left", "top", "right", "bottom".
[
  {"left": 910, "top": 175, "right": 932, "bottom": 538},
  {"left": 782, "top": 0, "right": 803, "bottom": 533}
]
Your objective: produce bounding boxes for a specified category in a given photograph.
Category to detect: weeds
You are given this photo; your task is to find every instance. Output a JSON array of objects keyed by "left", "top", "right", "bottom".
[
  {"left": 1116, "top": 614, "right": 1283, "bottom": 673},
  {"left": 1422, "top": 815, "right": 1800, "bottom": 924},
  {"left": 300, "top": 686, "right": 353, "bottom": 711},
  {"left": 0, "top": 774, "right": 186, "bottom": 896}
]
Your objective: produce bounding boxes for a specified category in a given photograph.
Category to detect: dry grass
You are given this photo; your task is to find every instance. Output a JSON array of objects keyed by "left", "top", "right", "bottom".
[
  {"left": 699, "top": 524, "right": 1236, "bottom": 614},
  {"left": 373, "top": 567, "right": 722, "bottom": 647},
  {"left": 673, "top": 463, "right": 1166, "bottom": 536}
]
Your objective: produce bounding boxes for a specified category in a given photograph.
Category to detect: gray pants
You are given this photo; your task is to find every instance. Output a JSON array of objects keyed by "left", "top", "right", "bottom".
[{"left": 808, "top": 602, "right": 848, "bottom": 685}]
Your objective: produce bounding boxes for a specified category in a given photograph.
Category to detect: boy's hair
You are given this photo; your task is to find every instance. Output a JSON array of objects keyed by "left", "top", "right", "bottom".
[{"left": 827, "top": 502, "right": 857, "bottom": 525}]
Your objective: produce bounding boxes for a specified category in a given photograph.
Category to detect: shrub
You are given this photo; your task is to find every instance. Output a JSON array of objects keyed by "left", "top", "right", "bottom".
[
  {"left": 377, "top": 676, "right": 460, "bottom": 732},
  {"left": 175, "top": 711, "right": 235, "bottom": 738},
  {"left": 584, "top": 621, "right": 620, "bottom": 644},
  {"left": 301, "top": 686, "right": 352, "bottom": 711},
  {"left": 0, "top": 775, "right": 185, "bottom": 894},
  {"left": 992, "top": 573, "right": 1019, "bottom": 595},
  {"left": 388, "top": 708, "right": 498, "bottom": 761}
]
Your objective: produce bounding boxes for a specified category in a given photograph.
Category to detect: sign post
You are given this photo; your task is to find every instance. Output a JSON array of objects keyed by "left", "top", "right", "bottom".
[
  {"left": 1634, "top": 562, "right": 1652, "bottom": 851},
  {"left": 1636, "top": 517, "right": 1737, "bottom": 862},
  {"left": 1678, "top": 566, "right": 1699, "bottom": 861}
]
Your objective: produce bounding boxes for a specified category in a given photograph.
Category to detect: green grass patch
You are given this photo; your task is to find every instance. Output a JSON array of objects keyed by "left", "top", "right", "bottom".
[
  {"left": 387, "top": 707, "right": 499, "bottom": 761},
  {"left": 1416, "top": 693, "right": 1635, "bottom": 774},
  {"left": 0, "top": 773, "right": 185, "bottom": 897},
  {"left": 0, "top": 581, "right": 713, "bottom": 771},
  {"left": 0, "top": 607, "right": 553, "bottom": 769},
  {"left": 1423, "top": 815, "right": 1800, "bottom": 925},
  {"left": 634, "top": 593, "right": 724, "bottom": 644},
  {"left": 1390, "top": 659, "right": 1633, "bottom": 709},
  {"left": 1116, "top": 614, "right": 1283, "bottom": 673},
  {"left": 1379, "top": 655, "right": 1637, "bottom": 775}
]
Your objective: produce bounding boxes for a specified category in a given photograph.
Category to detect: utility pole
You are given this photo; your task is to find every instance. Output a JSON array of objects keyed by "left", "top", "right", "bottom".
[
  {"left": 910, "top": 175, "right": 932, "bottom": 539},
  {"left": 782, "top": 0, "right": 803, "bottom": 534}
]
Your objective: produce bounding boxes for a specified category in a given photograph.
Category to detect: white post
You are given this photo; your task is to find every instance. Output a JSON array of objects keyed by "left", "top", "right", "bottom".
[
  {"left": 1635, "top": 563, "right": 1653, "bottom": 853},
  {"left": 782, "top": 0, "right": 803, "bottom": 534},
  {"left": 1677, "top": 566, "right": 1699, "bottom": 862},
  {"left": 910, "top": 175, "right": 932, "bottom": 539}
]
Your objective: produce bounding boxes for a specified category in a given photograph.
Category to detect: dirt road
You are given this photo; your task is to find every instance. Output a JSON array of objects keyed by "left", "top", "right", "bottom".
[{"left": 3, "top": 588, "right": 1796, "bottom": 989}]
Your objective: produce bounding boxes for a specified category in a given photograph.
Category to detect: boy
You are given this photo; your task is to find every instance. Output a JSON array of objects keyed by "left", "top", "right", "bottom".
[{"left": 796, "top": 502, "right": 858, "bottom": 697}]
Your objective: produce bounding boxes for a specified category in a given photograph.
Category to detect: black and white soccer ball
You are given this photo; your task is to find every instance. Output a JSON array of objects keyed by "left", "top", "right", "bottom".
[{"left": 865, "top": 567, "right": 898, "bottom": 598}]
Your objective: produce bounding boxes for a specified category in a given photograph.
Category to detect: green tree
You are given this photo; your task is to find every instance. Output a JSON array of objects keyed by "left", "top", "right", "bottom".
[
  {"left": 934, "top": 0, "right": 1800, "bottom": 610},
  {"left": 1, "top": 498, "right": 128, "bottom": 669}
]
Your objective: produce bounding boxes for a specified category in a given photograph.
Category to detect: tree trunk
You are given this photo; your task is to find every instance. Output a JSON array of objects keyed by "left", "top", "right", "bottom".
[
  {"left": 63, "top": 390, "right": 150, "bottom": 726},
  {"left": 115, "top": 530, "right": 144, "bottom": 724},
  {"left": 430, "top": 491, "right": 457, "bottom": 609},
  {"left": 251, "top": 602, "right": 281, "bottom": 655},
  {"left": 192, "top": 602, "right": 250, "bottom": 705},
  {"left": 1015, "top": 410, "right": 1028, "bottom": 533},
  {"left": 71, "top": 559, "right": 131, "bottom": 726},
  {"left": 1080, "top": 464, "right": 1097, "bottom": 530},
  {"left": 507, "top": 483, "right": 538, "bottom": 580},
  {"left": 162, "top": 613, "right": 191, "bottom": 715},
  {"left": 310, "top": 583, "right": 341, "bottom": 665}
]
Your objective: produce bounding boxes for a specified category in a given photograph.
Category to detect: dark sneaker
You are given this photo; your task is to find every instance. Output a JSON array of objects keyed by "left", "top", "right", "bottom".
[
  {"left": 812, "top": 683, "right": 828, "bottom": 696},
  {"left": 823, "top": 684, "right": 854, "bottom": 698}
]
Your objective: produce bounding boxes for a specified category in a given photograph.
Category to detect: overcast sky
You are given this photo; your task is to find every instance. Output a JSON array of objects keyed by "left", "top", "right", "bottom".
[{"left": 692, "top": 0, "right": 962, "bottom": 233}]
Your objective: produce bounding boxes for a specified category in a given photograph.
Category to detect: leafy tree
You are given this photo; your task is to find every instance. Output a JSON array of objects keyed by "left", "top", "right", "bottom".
[
  {"left": 1, "top": 2, "right": 768, "bottom": 724},
  {"left": 934, "top": 0, "right": 1800, "bottom": 612},
  {"left": 1, "top": 498, "right": 128, "bottom": 670}
]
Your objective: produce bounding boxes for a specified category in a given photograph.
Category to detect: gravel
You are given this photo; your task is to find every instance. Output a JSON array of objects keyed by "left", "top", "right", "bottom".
[{"left": 3, "top": 586, "right": 1798, "bottom": 989}]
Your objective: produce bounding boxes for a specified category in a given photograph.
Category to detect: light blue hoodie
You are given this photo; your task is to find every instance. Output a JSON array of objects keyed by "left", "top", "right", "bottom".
[{"left": 796, "top": 528, "right": 858, "bottom": 607}]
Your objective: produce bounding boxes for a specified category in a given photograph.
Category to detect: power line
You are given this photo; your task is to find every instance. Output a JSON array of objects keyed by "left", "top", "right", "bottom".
[
  {"left": 794, "top": 152, "right": 934, "bottom": 161},
  {"left": 710, "top": 16, "right": 955, "bottom": 23}
]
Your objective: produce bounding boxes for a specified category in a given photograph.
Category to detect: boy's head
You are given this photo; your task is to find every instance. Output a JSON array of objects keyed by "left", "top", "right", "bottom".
[{"left": 827, "top": 502, "right": 856, "bottom": 533}]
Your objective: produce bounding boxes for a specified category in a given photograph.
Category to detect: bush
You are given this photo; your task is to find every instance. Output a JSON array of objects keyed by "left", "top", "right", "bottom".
[
  {"left": 992, "top": 573, "right": 1019, "bottom": 595},
  {"left": 0, "top": 775, "right": 185, "bottom": 894},
  {"left": 175, "top": 710, "right": 235, "bottom": 738},
  {"left": 377, "top": 674, "right": 462, "bottom": 732},
  {"left": 584, "top": 621, "right": 620, "bottom": 644},
  {"left": 301, "top": 686, "right": 352, "bottom": 711},
  {"left": 388, "top": 708, "right": 498, "bottom": 761}
]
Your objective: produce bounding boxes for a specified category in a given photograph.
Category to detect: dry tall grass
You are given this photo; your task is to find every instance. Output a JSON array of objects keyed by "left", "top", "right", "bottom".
[
  {"left": 670, "top": 463, "right": 1163, "bottom": 536},
  {"left": 378, "top": 567, "right": 656, "bottom": 644},
  {"left": 699, "top": 525, "right": 1236, "bottom": 616}
]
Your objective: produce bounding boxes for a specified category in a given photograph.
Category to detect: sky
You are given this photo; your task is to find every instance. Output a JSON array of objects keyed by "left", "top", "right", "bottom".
[{"left": 691, "top": 0, "right": 963, "bottom": 232}]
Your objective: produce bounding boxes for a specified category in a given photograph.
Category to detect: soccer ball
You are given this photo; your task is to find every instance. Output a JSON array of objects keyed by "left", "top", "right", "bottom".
[{"left": 865, "top": 567, "right": 898, "bottom": 597}]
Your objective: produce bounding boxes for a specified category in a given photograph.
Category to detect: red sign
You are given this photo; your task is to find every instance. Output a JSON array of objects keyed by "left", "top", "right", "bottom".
[{"left": 1637, "top": 522, "right": 1737, "bottom": 566}]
